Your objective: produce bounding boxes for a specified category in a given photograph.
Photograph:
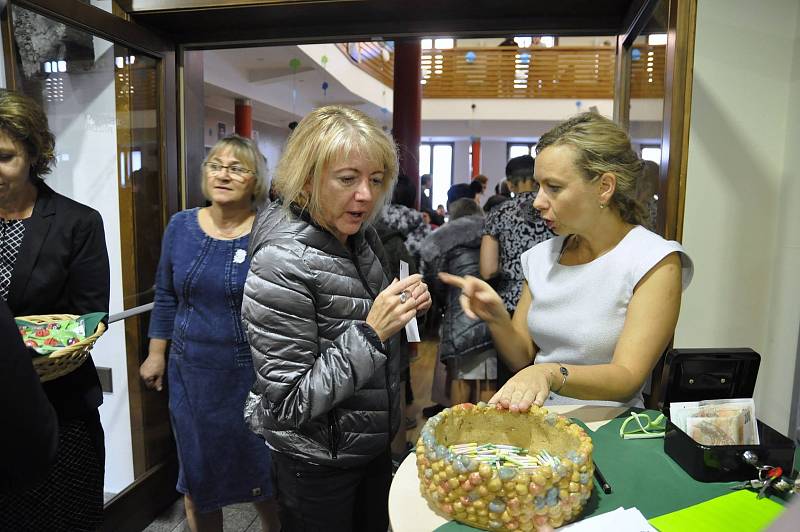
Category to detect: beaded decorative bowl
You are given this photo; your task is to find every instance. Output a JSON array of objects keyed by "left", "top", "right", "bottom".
[{"left": 416, "top": 403, "right": 594, "bottom": 531}]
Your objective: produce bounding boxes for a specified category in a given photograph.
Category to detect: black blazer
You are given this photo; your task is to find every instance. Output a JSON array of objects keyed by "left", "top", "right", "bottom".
[
  {"left": 0, "top": 298, "right": 58, "bottom": 490},
  {"left": 7, "top": 180, "right": 110, "bottom": 418}
]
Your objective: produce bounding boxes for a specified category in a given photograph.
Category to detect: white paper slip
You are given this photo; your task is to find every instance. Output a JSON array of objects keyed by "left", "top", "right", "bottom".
[
  {"left": 399, "top": 260, "right": 421, "bottom": 343},
  {"left": 561, "top": 507, "right": 656, "bottom": 532}
]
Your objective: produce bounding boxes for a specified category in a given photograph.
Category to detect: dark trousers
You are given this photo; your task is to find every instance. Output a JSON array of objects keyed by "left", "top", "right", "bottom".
[{"left": 271, "top": 450, "right": 392, "bottom": 532}]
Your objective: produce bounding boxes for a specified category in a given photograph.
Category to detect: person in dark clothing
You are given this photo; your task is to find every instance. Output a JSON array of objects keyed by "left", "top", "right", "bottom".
[
  {"left": 0, "top": 88, "right": 110, "bottom": 532},
  {"left": 372, "top": 173, "right": 421, "bottom": 436},
  {"left": 420, "top": 173, "right": 433, "bottom": 211},
  {"left": 421, "top": 198, "right": 496, "bottom": 405},
  {"left": 483, "top": 193, "right": 511, "bottom": 213},
  {"left": 446, "top": 182, "right": 480, "bottom": 205},
  {"left": 0, "top": 298, "right": 58, "bottom": 491},
  {"left": 481, "top": 155, "right": 554, "bottom": 387}
]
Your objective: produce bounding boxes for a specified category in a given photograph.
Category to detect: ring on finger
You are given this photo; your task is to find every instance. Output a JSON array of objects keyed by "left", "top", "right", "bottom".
[{"left": 399, "top": 290, "right": 410, "bottom": 304}]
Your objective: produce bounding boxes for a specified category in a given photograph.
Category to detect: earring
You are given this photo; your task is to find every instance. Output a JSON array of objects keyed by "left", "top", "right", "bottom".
[{"left": 599, "top": 203, "right": 606, "bottom": 209}]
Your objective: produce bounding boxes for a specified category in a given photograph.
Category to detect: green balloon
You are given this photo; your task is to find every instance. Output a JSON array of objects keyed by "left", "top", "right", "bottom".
[{"left": 289, "top": 58, "right": 301, "bottom": 70}]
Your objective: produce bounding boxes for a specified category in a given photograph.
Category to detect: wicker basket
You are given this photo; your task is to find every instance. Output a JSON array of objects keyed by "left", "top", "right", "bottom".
[
  {"left": 416, "top": 403, "right": 594, "bottom": 531},
  {"left": 17, "top": 314, "right": 107, "bottom": 383}
]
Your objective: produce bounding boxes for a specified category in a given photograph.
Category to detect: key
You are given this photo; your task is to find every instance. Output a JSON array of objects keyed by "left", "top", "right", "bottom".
[
  {"left": 730, "top": 479, "right": 763, "bottom": 491},
  {"left": 757, "top": 467, "right": 782, "bottom": 499}
]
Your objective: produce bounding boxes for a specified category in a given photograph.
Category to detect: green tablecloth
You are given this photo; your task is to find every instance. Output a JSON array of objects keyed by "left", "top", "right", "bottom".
[{"left": 435, "top": 410, "right": 797, "bottom": 531}]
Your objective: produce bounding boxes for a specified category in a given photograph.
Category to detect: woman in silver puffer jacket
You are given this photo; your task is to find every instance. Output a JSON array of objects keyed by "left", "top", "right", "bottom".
[{"left": 242, "top": 105, "right": 431, "bottom": 532}]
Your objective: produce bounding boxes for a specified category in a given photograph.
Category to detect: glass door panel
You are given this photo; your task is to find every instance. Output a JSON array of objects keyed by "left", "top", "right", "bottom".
[
  {"left": 630, "top": 0, "right": 669, "bottom": 236},
  {"left": 9, "top": 2, "right": 171, "bottom": 501}
]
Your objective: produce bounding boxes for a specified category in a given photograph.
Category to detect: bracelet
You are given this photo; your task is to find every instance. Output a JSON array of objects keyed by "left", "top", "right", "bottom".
[{"left": 551, "top": 363, "right": 569, "bottom": 393}]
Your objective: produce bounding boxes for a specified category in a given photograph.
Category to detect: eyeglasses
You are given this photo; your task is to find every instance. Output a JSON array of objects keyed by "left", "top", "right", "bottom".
[{"left": 204, "top": 162, "right": 254, "bottom": 180}]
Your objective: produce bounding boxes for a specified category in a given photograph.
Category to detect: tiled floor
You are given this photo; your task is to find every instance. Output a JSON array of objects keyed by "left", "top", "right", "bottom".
[
  {"left": 144, "top": 498, "right": 265, "bottom": 532},
  {"left": 144, "top": 338, "right": 442, "bottom": 532}
]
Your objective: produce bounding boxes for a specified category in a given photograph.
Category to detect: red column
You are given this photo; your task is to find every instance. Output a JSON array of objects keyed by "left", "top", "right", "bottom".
[
  {"left": 392, "top": 39, "right": 422, "bottom": 207},
  {"left": 471, "top": 136, "right": 481, "bottom": 177},
  {"left": 234, "top": 98, "right": 253, "bottom": 138}
]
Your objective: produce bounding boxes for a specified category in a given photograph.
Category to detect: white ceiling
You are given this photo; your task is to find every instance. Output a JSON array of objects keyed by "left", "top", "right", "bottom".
[{"left": 204, "top": 45, "right": 386, "bottom": 128}]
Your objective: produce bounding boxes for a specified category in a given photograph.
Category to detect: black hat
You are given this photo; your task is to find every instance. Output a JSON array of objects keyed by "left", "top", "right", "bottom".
[{"left": 447, "top": 183, "right": 476, "bottom": 205}]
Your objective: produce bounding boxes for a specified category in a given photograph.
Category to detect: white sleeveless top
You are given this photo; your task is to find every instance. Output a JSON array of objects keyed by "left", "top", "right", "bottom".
[{"left": 520, "top": 225, "right": 693, "bottom": 407}]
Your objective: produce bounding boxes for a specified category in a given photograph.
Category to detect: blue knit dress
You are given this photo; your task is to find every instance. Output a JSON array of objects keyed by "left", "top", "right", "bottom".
[{"left": 148, "top": 208, "right": 272, "bottom": 512}]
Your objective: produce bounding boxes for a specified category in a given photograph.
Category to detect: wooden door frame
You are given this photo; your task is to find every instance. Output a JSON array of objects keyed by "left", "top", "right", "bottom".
[
  {"left": 0, "top": 2, "right": 181, "bottom": 530},
  {"left": 661, "top": 0, "right": 696, "bottom": 242}
]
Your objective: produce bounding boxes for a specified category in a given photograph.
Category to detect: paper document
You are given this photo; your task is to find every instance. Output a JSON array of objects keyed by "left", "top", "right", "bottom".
[
  {"left": 561, "top": 507, "right": 656, "bottom": 532},
  {"left": 400, "top": 260, "right": 420, "bottom": 342}
]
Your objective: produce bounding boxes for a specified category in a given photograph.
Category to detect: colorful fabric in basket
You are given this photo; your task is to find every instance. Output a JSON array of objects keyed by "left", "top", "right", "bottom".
[{"left": 15, "top": 312, "right": 106, "bottom": 355}]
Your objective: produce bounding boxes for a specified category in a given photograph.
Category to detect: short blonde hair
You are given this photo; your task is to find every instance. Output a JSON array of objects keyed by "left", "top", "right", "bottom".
[
  {"left": 536, "top": 112, "right": 646, "bottom": 225},
  {"left": 273, "top": 105, "right": 398, "bottom": 229},
  {"left": 202, "top": 135, "right": 268, "bottom": 205}
]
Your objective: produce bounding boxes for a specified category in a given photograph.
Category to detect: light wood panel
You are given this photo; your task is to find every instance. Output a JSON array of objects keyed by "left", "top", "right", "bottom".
[{"left": 337, "top": 43, "right": 665, "bottom": 99}]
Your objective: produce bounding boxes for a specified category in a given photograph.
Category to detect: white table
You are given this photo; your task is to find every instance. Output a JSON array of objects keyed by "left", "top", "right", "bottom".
[{"left": 388, "top": 405, "right": 627, "bottom": 532}]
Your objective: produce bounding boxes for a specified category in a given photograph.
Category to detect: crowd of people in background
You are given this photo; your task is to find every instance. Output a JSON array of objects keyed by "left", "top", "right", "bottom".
[{"left": 1, "top": 92, "right": 692, "bottom": 532}]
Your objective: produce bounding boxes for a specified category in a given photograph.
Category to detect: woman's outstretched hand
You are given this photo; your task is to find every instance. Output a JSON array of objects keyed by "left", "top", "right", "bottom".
[
  {"left": 367, "top": 274, "right": 431, "bottom": 341},
  {"left": 489, "top": 364, "right": 554, "bottom": 412},
  {"left": 437, "top": 272, "right": 507, "bottom": 324}
]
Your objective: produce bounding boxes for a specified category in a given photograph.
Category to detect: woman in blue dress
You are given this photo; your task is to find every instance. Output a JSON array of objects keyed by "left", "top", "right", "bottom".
[{"left": 140, "top": 135, "right": 279, "bottom": 531}]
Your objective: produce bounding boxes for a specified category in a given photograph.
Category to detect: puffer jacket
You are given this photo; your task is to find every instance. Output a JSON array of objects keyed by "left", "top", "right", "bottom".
[
  {"left": 420, "top": 214, "right": 494, "bottom": 361},
  {"left": 242, "top": 201, "right": 401, "bottom": 468}
]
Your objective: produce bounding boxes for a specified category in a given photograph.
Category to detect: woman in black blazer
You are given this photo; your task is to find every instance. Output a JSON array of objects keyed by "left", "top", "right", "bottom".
[{"left": 0, "top": 89, "right": 110, "bottom": 531}]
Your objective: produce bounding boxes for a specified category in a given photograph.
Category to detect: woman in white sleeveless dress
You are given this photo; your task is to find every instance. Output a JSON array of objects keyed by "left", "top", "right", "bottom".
[{"left": 441, "top": 112, "right": 693, "bottom": 411}]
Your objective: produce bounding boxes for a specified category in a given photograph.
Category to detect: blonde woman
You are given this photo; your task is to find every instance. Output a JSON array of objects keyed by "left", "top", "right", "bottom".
[
  {"left": 442, "top": 112, "right": 693, "bottom": 412},
  {"left": 141, "top": 135, "right": 278, "bottom": 532},
  {"left": 242, "top": 106, "right": 431, "bottom": 532}
]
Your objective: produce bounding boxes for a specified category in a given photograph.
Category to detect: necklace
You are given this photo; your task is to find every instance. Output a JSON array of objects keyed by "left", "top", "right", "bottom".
[
  {"left": 211, "top": 220, "right": 250, "bottom": 240},
  {"left": 202, "top": 208, "right": 253, "bottom": 240}
]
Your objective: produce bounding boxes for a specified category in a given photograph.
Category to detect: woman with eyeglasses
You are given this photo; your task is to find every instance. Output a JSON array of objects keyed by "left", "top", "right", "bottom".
[{"left": 140, "top": 135, "right": 279, "bottom": 532}]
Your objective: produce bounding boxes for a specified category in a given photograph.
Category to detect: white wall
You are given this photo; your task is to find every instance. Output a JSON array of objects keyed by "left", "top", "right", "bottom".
[
  {"left": 422, "top": 98, "right": 663, "bottom": 122},
  {"left": 676, "top": 0, "right": 800, "bottom": 434},
  {"left": 298, "top": 43, "right": 393, "bottom": 112},
  {"left": 480, "top": 140, "right": 509, "bottom": 192},
  {"left": 203, "top": 106, "right": 289, "bottom": 182}
]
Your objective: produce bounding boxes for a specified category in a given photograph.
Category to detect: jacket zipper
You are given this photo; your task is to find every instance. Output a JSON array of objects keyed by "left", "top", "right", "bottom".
[
  {"left": 348, "top": 245, "right": 393, "bottom": 449},
  {"left": 328, "top": 410, "right": 340, "bottom": 459}
]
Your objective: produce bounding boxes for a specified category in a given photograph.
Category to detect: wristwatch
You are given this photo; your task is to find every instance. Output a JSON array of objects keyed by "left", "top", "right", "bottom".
[{"left": 552, "top": 363, "right": 569, "bottom": 393}]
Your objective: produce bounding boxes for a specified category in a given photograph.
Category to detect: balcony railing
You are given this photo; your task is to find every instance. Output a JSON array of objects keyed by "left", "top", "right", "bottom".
[{"left": 336, "top": 43, "right": 665, "bottom": 99}]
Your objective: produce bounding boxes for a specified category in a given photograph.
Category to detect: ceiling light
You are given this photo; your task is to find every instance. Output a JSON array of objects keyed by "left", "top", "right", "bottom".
[{"left": 433, "top": 38, "right": 454, "bottom": 49}]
